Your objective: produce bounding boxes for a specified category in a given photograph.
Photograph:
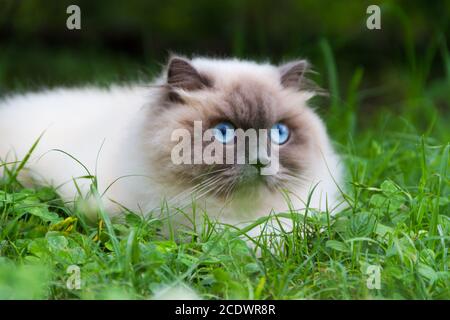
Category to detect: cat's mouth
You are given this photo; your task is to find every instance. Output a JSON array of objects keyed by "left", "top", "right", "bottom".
[
  {"left": 239, "top": 164, "right": 263, "bottom": 181},
  {"left": 210, "top": 164, "right": 274, "bottom": 201}
]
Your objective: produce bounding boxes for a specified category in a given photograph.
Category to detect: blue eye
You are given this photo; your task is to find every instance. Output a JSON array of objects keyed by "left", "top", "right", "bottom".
[
  {"left": 270, "top": 123, "right": 290, "bottom": 145},
  {"left": 213, "top": 122, "right": 235, "bottom": 144}
]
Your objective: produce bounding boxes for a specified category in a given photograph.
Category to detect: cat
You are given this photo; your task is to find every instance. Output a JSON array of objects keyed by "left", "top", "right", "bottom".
[{"left": 0, "top": 55, "right": 344, "bottom": 237}]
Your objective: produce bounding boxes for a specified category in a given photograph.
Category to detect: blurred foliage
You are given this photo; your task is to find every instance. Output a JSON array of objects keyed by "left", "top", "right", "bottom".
[
  {"left": 0, "top": 0, "right": 449, "bottom": 90},
  {"left": 0, "top": 0, "right": 448, "bottom": 154},
  {"left": 1, "top": 1, "right": 449, "bottom": 133},
  {"left": 0, "top": 1, "right": 448, "bottom": 138}
]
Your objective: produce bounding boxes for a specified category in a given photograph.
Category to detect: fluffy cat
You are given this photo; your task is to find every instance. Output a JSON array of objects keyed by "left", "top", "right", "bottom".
[{"left": 0, "top": 56, "right": 344, "bottom": 236}]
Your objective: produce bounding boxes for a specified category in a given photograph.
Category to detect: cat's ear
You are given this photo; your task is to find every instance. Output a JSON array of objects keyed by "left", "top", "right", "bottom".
[
  {"left": 278, "top": 60, "right": 311, "bottom": 89},
  {"left": 166, "top": 57, "right": 211, "bottom": 91}
]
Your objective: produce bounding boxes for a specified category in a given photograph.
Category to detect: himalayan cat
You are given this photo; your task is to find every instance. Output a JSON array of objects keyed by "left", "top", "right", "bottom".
[{"left": 0, "top": 55, "right": 343, "bottom": 237}]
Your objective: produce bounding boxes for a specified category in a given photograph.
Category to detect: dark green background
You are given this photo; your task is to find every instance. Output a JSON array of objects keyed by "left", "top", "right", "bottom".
[{"left": 0, "top": 0, "right": 449, "bottom": 140}]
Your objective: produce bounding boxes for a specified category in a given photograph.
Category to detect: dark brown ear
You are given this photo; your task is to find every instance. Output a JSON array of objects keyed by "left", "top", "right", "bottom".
[
  {"left": 167, "top": 57, "right": 211, "bottom": 90},
  {"left": 278, "top": 60, "right": 310, "bottom": 89}
]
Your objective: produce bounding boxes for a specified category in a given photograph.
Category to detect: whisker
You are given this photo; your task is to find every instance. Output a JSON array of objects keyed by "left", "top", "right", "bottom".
[
  {"left": 189, "top": 167, "right": 228, "bottom": 183},
  {"left": 168, "top": 166, "right": 235, "bottom": 207},
  {"left": 168, "top": 175, "right": 222, "bottom": 207}
]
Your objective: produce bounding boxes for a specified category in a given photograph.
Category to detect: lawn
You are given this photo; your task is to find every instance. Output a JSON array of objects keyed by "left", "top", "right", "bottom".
[{"left": 0, "top": 1, "right": 449, "bottom": 300}]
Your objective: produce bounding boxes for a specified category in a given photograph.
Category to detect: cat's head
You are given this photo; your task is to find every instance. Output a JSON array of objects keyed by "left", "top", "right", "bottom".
[{"left": 144, "top": 55, "right": 331, "bottom": 204}]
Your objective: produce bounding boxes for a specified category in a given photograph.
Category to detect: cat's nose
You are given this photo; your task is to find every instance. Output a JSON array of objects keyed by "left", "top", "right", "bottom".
[{"left": 251, "top": 159, "right": 268, "bottom": 170}]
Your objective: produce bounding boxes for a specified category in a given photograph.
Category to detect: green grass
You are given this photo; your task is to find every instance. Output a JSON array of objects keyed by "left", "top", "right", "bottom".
[{"left": 0, "top": 40, "right": 449, "bottom": 299}]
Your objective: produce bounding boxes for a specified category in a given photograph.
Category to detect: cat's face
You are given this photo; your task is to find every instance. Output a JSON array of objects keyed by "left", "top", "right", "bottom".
[{"left": 144, "top": 56, "right": 328, "bottom": 204}]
